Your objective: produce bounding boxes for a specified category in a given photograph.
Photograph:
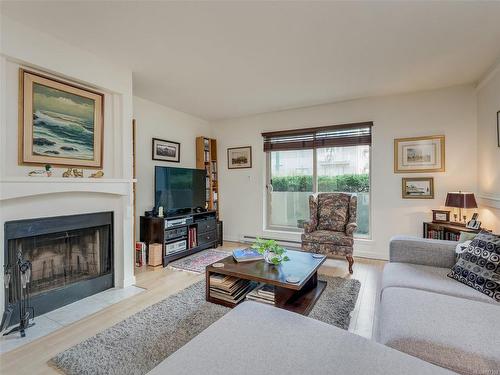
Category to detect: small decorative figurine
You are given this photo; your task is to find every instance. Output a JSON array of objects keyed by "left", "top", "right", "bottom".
[
  {"left": 28, "top": 164, "right": 52, "bottom": 177},
  {"left": 28, "top": 169, "right": 48, "bottom": 177},
  {"left": 62, "top": 168, "right": 73, "bottom": 178},
  {"left": 72, "top": 168, "right": 84, "bottom": 177},
  {"left": 89, "top": 170, "right": 104, "bottom": 178},
  {"left": 44, "top": 164, "right": 52, "bottom": 177}
]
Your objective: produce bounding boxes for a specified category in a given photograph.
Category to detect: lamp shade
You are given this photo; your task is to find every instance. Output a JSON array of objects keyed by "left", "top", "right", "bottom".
[{"left": 445, "top": 192, "right": 477, "bottom": 209}]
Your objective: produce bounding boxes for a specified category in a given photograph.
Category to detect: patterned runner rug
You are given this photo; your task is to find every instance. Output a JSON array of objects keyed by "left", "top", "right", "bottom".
[{"left": 167, "top": 249, "right": 230, "bottom": 273}]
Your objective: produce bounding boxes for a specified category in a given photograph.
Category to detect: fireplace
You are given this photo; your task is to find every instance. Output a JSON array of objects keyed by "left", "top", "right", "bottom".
[{"left": 4, "top": 212, "right": 114, "bottom": 325}]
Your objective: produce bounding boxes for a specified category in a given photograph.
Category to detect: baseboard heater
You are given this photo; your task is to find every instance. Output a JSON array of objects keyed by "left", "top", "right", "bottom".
[{"left": 241, "top": 235, "right": 302, "bottom": 249}]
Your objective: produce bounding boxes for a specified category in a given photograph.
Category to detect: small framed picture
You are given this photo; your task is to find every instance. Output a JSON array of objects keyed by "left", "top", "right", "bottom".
[
  {"left": 432, "top": 209, "right": 450, "bottom": 223},
  {"left": 394, "top": 135, "right": 445, "bottom": 173},
  {"left": 227, "top": 146, "right": 252, "bottom": 169},
  {"left": 402, "top": 177, "right": 434, "bottom": 199},
  {"left": 152, "top": 138, "right": 180, "bottom": 163}
]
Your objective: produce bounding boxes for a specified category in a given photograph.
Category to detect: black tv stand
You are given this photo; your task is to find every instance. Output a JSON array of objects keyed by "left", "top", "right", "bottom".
[{"left": 140, "top": 210, "right": 219, "bottom": 267}]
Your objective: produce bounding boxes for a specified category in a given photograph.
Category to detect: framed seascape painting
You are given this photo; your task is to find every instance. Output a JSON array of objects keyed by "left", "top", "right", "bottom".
[
  {"left": 19, "top": 69, "right": 104, "bottom": 168},
  {"left": 402, "top": 177, "right": 434, "bottom": 199},
  {"left": 394, "top": 135, "right": 445, "bottom": 173},
  {"left": 152, "top": 138, "right": 180, "bottom": 162},
  {"left": 227, "top": 146, "right": 252, "bottom": 169}
]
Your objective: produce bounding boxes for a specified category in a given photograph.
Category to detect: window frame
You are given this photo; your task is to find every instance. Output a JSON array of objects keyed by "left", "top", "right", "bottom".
[{"left": 265, "top": 146, "right": 372, "bottom": 239}]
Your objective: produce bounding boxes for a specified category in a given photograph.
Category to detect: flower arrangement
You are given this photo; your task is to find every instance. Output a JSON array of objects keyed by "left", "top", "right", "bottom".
[{"left": 251, "top": 238, "right": 290, "bottom": 265}]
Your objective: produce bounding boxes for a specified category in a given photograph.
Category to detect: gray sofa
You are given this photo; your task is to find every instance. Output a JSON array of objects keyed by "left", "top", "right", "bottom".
[
  {"left": 377, "top": 236, "right": 500, "bottom": 375},
  {"left": 148, "top": 300, "right": 454, "bottom": 375}
]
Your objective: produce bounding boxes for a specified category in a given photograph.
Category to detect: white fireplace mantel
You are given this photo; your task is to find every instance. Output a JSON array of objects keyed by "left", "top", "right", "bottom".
[{"left": 0, "top": 177, "right": 136, "bottom": 201}]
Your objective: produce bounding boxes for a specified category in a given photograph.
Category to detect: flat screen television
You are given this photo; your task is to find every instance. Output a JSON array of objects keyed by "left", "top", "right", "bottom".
[{"left": 154, "top": 166, "right": 206, "bottom": 214}]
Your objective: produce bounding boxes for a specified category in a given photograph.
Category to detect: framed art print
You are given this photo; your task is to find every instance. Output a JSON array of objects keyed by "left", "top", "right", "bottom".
[
  {"left": 394, "top": 135, "right": 445, "bottom": 173},
  {"left": 19, "top": 69, "right": 104, "bottom": 168},
  {"left": 152, "top": 138, "right": 180, "bottom": 162},
  {"left": 227, "top": 146, "right": 252, "bottom": 169},
  {"left": 402, "top": 177, "right": 434, "bottom": 199}
]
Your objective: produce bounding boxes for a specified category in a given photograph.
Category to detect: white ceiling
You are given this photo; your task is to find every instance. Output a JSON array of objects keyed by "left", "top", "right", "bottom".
[{"left": 2, "top": 1, "right": 500, "bottom": 120}]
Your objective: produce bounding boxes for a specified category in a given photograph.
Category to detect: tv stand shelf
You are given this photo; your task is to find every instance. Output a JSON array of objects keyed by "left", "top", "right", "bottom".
[{"left": 140, "top": 210, "right": 219, "bottom": 267}]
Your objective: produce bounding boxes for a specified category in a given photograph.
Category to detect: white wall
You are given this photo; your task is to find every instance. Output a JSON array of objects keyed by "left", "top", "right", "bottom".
[
  {"left": 212, "top": 85, "right": 478, "bottom": 259},
  {"left": 0, "top": 15, "right": 136, "bottom": 313},
  {"left": 476, "top": 66, "right": 500, "bottom": 232},
  {"left": 133, "top": 96, "right": 211, "bottom": 236}
]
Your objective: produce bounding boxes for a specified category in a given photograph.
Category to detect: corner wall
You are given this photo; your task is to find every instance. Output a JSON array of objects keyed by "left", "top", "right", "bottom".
[
  {"left": 133, "top": 96, "right": 212, "bottom": 237},
  {"left": 476, "top": 66, "right": 500, "bottom": 232},
  {"left": 212, "top": 85, "right": 478, "bottom": 259}
]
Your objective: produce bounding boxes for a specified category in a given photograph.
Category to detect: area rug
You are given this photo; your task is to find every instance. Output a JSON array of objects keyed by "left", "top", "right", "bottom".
[
  {"left": 50, "top": 276, "right": 360, "bottom": 375},
  {"left": 167, "top": 249, "right": 229, "bottom": 273}
]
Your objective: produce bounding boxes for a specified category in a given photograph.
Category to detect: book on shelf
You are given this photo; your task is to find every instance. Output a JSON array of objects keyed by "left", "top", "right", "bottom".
[
  {"left": 232, "top": 248, "right": 263, "bottom": 262},
  {"left": 187, "top": 227, "right": 197, "bottom": 248},
  {"left": 209, "top": 273, "right": 256, "bottom": 303},
  {"left": 245, "top": 283, "right": 275, "bottom": 305}
]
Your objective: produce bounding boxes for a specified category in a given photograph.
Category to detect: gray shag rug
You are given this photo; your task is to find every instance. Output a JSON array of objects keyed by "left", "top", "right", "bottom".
[{"left": 50, "top": 275, "right": 360, "bottom": 375}]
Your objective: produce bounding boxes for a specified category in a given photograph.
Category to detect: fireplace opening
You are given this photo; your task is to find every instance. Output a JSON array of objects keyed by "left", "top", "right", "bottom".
[{"left": 4, "top": 212, "right": 114, "bottom": 326}]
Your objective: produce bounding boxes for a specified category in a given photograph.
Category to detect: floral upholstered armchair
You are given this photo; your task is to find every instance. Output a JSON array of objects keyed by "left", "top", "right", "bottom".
[{"left": 301, "top": 193, "right": 357, "bottom": 274}]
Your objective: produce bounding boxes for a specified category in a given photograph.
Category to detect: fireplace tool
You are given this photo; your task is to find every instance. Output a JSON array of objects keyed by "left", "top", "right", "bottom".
[{"left": 1, "top": 251, "right": 35, "bottom": 337}]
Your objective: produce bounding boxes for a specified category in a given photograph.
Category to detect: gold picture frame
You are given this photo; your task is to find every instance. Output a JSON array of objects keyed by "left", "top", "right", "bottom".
[
  {"left": 19, "top": 69, "right": 104, "bottom": 168},
  {"left": 402, "top": 177, "right": 434, "bottom": 199},
  {"left": 394, "top": 135, "right": 445, "bottom": 173}
]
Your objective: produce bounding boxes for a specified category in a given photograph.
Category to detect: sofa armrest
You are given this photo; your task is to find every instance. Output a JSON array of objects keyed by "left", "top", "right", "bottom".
[{"left": 389, "top": 236, "right": 456, "bottom": 268}]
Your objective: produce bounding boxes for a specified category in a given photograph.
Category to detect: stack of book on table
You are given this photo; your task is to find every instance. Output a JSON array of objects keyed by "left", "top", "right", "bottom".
[
  {"left": 245, "top": 283, "right": 275, "bottom": 305},
  {"left": 209, "top": 274, "right": 256, "bottom": 303},
  {"left": 232, "top": 248, "right": 263, "bottom": 262}
]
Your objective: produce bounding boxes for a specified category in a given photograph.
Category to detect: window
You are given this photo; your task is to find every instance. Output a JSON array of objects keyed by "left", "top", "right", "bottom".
[{"left": 264, "top": 123, "right": 371, "bottom": 237}]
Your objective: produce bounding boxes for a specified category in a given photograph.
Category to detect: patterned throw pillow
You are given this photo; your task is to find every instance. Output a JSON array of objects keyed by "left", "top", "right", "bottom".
[{"left": 448, "top": 231, "right": 500, "bottom": 302}]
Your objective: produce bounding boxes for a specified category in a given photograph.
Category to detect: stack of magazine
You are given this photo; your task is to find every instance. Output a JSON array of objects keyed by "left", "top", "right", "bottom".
[
  {"left": 209, "top": 274, "right": 256, "bottom": 303},
  {"left": 245, "top": 284, "right": 275, "bottom": 305}
]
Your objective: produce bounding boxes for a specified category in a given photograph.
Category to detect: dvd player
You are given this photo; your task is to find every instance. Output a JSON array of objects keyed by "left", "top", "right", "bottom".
[{"left": 165, "top": 217, "right": 193, "bottom": 228}]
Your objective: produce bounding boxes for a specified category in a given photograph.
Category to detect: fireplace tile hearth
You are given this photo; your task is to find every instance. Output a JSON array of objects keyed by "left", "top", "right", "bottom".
[{"left": 0, "top": 285, "right": 144, "bottom": 354}]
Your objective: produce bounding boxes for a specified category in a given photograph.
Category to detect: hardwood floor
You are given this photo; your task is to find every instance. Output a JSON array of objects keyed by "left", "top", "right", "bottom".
[{"left": 0, "top": 242, "right": 385, "bottom": 375}]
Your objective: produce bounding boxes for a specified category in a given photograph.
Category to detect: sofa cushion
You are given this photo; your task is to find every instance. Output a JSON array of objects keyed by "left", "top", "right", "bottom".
[
  {"left": 448, "top": 231, "right": 500, "bottom": 302},
  {"left": 378, "top": 287, "right": 500, "bottom": 375},
  {"left": 382, "top": 262, "right": 497, "bottom": 305},
  {"left": 317, "top": 193, "right": 350, "bottom": 231},
  {"left": 302, "top": 230, "right": 353, "bottom": 246},
  {"left": 148, "top": 301, "right": 453, "bottom": 375}
]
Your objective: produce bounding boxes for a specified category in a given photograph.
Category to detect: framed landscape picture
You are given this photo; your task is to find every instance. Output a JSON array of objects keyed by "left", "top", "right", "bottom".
[
  {"left": 394, "top": 135, "right": 445, "bottom": 173},
  {"left": 402, "top": 177, "right": 434, "bottom": 199},
  {"left": 19, "top": 69, "right": 104, "bottom": 168},
  {"left": 152, "top": 138, "right": 180, "bottom": 162},
  {"left": 227, "top": 146, "right": 252, "bottom": 169}
]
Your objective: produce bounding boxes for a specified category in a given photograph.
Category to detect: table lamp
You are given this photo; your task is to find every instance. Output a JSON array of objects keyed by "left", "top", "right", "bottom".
[{"left": 445, "top": 191, "right": 477, "bottom": 223}]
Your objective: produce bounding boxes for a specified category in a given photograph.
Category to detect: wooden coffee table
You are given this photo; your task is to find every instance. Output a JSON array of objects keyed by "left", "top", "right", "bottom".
[{"left": 206, "top": 249, "right": 326, "bottom": 315}]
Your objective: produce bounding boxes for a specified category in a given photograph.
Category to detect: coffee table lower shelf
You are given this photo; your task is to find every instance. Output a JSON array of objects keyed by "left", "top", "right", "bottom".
[{"left": 206, "top": 279, "right": 327, "bottom": 316}]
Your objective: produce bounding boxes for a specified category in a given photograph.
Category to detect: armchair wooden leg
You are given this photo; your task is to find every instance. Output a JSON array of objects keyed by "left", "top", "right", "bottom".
[{"left": 346, "top": 256, "right": 354, "bottom": 274}]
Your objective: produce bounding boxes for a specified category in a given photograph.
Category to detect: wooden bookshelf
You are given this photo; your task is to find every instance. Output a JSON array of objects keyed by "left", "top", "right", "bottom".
[
  {"left": 423, "top": 221, "right": 482, "bottom": 241},
  {"left": 196, "top": 136, "right": 219, "bottom": 218}
]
